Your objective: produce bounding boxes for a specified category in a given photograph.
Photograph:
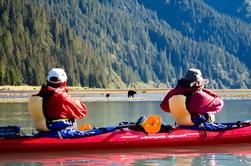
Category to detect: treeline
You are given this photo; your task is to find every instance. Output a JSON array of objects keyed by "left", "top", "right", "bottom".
[
  {"left": 138, "top": 0, "right": 251, "bottom": 69},
  {"left": 0, "top": 0, "right": 111, "bottom": 87},
  {"left": 137, "top": 0, "right": 251, "bottom": 88},
  {"left": 203, "top": 0, "right": 251, "bottom": 24},
  {"left": 0, "top": 0, "right": 250, "bottom": 88}
]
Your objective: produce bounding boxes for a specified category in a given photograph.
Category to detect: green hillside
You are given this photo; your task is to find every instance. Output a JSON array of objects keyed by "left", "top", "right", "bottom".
[{"left": 0, "top": 0, "right": 250, "bottom": 88}]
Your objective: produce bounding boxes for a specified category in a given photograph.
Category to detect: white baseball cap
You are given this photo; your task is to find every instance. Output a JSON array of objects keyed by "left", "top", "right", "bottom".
[{"left": 47, "top": 68, "right": 68, "bottom": 83}]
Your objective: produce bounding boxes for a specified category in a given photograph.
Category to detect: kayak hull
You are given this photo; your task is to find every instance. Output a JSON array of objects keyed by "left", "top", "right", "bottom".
[{"left": 2, "top": 126, "right": 251, "bottom": 152}]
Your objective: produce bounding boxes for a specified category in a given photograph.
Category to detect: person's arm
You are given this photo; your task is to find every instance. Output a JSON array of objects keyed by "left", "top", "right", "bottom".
[
  {"left": 187, "top": 90, "right": 224, "bottom": 114},
  {"left": 203, "top": 89, "right": 219, "bottom": 97},
  {"left": 63, "top": 95, "right": 87, "bottom": 119},
  {"left": 73, "top": 100, "right": 88, "bottom": 118},
  {"left": 160, "top": 95, "right": 171, "bottom": 112}
]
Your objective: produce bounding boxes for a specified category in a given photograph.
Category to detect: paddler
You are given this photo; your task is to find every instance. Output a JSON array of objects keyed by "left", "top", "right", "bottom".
[
  {"left": 160, "top": 68, "right": 226, "bottom": 130},
  {"left": 28, "top": 68, "right": 89, "bottom": 138}
]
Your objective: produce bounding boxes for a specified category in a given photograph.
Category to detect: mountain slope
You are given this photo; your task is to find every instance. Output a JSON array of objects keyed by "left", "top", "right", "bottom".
[
  {"left": 137, "top": 0, "right": 251, "bottom": 88},
  {"left": 38, "top": 0, "right": 250, "bottom": 88},
  {"left": 0, "top": 0, "right": 250, "bottom": 88},
  {"left": 203, "top": 0, "right": 251, "bottom": 24},
  {"left": 138, "top": 0, "right": 251, "bottom": 68},
  {"left": 0, "top": 0, "right": 114, "bottom": 87}
]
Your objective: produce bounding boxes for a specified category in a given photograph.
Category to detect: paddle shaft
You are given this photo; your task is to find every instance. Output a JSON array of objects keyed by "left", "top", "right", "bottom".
[{"left": 115, "top": 123, "right": 137, "bottom": 129}]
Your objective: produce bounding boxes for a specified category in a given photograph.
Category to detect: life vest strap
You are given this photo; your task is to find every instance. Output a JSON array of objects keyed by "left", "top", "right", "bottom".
[{"left": 46, "top": 119, "right": 76, "bottom": 131}]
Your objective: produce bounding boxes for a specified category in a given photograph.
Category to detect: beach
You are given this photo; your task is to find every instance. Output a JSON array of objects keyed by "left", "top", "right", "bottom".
[{"left": 0, "top": 86, "right": 251, "bottom": 103}]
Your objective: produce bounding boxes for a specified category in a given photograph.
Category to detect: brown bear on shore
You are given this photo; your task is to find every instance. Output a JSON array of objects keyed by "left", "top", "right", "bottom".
[{"left": 128, "top": 90, "right": 136, "bottom": 98}]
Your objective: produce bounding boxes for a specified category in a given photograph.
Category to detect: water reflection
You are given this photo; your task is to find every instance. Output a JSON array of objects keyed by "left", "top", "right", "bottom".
[{"left": 1, "top": 146, "right": 251, "bottom": 166}]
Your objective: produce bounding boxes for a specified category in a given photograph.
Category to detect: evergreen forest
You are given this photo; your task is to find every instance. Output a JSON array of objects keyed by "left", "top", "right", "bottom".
[{"left": 1, "top": 0, "right": 251, "bottom": 89}]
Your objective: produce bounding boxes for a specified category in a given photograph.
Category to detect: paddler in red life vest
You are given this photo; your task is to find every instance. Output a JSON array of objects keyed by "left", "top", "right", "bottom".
[
  {"left": 160, "top": 68, "right": 224, "bottom": 127},
  {"left": 28, "top": 68, "right": 87, "bottom": 137}
]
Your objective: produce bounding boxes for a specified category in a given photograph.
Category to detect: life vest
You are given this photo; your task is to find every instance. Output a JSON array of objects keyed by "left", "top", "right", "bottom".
[
  {"left": 28, "top": 96, "right": 78, "bottom": 132},
  {"left": 28, "top": 96, "right": 49, "bottom": 131},
  {"left": 162, "top": 88, "right": 223, "bottom": 126},
  {"left": 28, "top": 83, "right": 87, "bottom": 132},
  {"left": 168, "top": 95, "right": 194, "bottom": 126},
  {"left": 36, "top": 85, "right": 87, "bottom": 120},
  {"left": 160, "top": 86, "right": 196, "bottom": 112}
]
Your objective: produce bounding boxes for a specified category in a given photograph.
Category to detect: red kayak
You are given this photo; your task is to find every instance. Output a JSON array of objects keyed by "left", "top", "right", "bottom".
[{"left": 1, "top": 126, "right": 251, "bottom": 152}]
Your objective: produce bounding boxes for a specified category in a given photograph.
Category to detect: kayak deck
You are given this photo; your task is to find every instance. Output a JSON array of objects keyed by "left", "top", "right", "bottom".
[{"left": 2, "top": 126, "right": 251, "bottom": 152}]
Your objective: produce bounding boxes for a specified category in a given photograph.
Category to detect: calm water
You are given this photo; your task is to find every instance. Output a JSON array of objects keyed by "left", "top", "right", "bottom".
[{"left": 1, "top": 97, "right": 251, "bottom": 165}]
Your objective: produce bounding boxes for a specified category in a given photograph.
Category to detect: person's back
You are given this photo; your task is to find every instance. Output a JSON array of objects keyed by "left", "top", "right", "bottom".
[
  {"left": 160, "top": 68, "right": 224, "bottom": 127},
  {"left": 28, "top": 68, "right": 87, "bottom": 136},
  {"left": 37, "top": 84, "right": 86, "bottom": 121}
]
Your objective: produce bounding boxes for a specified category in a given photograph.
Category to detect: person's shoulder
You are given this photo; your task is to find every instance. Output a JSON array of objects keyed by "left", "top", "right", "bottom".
[
  {"left": 37, "top": 84, "right": 48, "bottom": 92},
  {"left": 192, "top": 90, "right": 204, "bottom": 95},
  {"left": 191, "top": 90, "right": 206, "bottom": 100}
]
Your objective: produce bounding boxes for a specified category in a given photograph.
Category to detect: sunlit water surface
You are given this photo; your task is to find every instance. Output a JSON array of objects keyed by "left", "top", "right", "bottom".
[{"left": 0, "top": 94, "right": 251, "bottom": 165}]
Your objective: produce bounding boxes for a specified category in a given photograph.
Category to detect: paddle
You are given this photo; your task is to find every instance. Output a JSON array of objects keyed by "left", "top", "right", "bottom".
[
  {"left": 79, "top": 115, "right": 162, "bottom": 134},
  {"left": 236, "top": 120, "right": 251, "bottom": 127}
]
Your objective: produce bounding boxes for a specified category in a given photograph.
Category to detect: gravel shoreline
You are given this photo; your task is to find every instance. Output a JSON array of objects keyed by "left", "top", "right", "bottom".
[{"left": 1, "top": 88, "right": 251, "bottom": 103}]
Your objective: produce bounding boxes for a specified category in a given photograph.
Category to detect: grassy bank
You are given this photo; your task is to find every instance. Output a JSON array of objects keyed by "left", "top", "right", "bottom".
[{"left": 0, "top": 86, "right": 251, "bottom": 103}]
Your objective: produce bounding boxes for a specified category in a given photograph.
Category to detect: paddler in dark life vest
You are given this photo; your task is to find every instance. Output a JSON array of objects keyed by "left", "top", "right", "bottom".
[
  {"left": 160, "top": 68, "right": 224, "bottom": 127},
  {"left": 28, "top": 68, "right": 88, "bottom": 137}
]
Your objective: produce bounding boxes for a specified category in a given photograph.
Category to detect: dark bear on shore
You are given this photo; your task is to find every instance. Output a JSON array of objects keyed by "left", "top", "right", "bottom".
[{"left": 128, "top": 90, "right": 136, "bottom": 98}]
